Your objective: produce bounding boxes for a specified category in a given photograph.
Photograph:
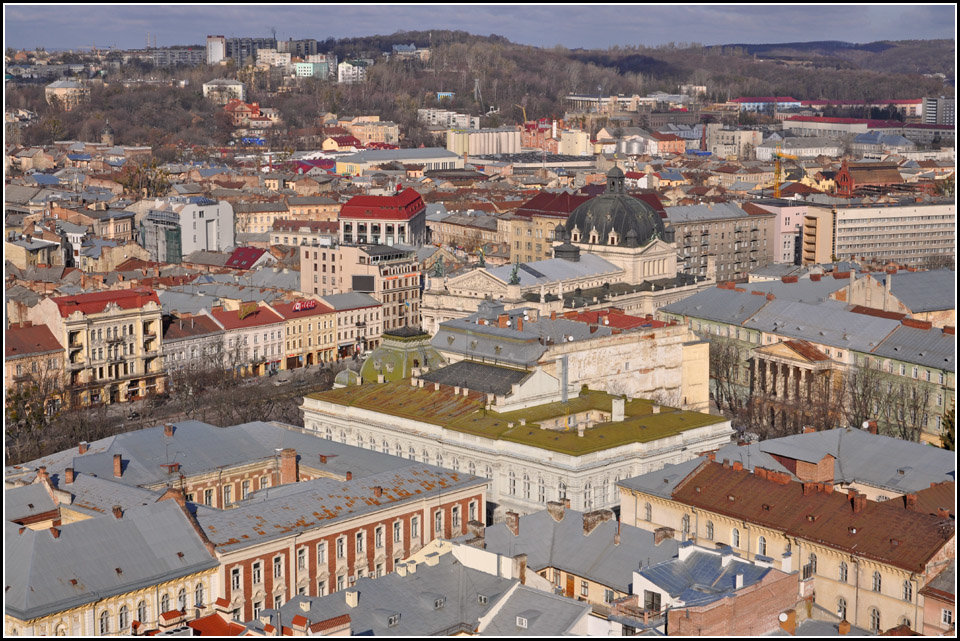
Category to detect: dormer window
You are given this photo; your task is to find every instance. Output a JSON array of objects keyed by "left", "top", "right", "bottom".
[
  {"left": 478, "top": 594, "right": 488, "bottom": 605},
  {"left": 388, "top": 614, "right": 400, "bottom": 627},
  {"left": 434, "top": 597, "right": 445, "bottom": 609},
  {"left": 517, "top": 616, "right": 528, "bottom": 629}
]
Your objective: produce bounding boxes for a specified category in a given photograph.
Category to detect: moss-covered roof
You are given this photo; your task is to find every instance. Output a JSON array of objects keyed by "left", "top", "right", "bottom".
[{"left": 307, "top": 382, "right": 726, "bottom": 456}]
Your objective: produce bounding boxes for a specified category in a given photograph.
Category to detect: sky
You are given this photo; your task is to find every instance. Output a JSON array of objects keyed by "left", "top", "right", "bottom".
[{"left": 4, "top": 4, "right": 956, "bottom": 51}]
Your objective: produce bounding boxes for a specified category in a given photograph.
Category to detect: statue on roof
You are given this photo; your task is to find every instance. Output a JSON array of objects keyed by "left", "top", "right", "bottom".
[
  {"left": 433, "top": 258, "right": 444, "bottom": 278},
  {"left": 509, "top": 259, "right": 521, "bottom": 286},
  {"left": 477, "top": 246, "right": 486, "bottom": 268}
]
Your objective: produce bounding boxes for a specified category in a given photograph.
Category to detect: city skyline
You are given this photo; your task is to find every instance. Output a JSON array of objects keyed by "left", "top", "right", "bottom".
[{"left": 4, "top": 4, "right": 956, "bottom": 51}]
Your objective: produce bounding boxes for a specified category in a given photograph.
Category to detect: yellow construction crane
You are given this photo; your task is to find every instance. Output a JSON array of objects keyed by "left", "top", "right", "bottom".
[
  {"left": 774, "top": 144, "right": 799, "bottom": 198},
  {"left": 515, "top": 103, "right": 528, "bottom": 123}
]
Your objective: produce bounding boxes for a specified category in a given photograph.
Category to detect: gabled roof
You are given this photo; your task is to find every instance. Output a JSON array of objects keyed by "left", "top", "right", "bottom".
[
  {"left": 208, "top": 304, "right": 283, "bottom": 330},
  {"left": 225, "top": 247, "right": 267, "bottom": 270},
  {"left": 339, "top": 188, "right": 425, "bottom": 221}
]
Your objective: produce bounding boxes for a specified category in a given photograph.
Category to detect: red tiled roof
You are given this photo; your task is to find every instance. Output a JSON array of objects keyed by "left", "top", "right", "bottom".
[
  {"left": 849, "top": 306, "right": 907, "bottom": 321},
  {"left": 209, "top": 305, "right": 284, "bottom": 330},
  {"left": 783, "top": 340, "right": 831, "bottom": 362},
  {"left": 51, "top": 288, "right": 160, "bottom": 317},
  {"left": 225, "top": 247, "right": 267, "bottom": 270},
  {"left": 672, "top": 461, "right": 954, "bottom": 573},
  {"left": 290, "top": 615, "right": 308, "bottom": 628},
  {"left": 731, "top": 96, "right": 799, "bottom": 103},
  {"left": 189, "top": 612, "right": 247, "bottom": 636},
  {"left": 5, "top": 323, "right": 64, "bottom": 359},
  {"left": 514, "top": 191, "right": 592, "bottom": 220},
  {"left": 309, "top": 614, "right": 351, "bottom": 633},
  {"left": 271, "top": 299, "right": 335, "bottom": 318},
  {"left": 162, "top": 314, "right": 224, "bottom": 341},
  {"left": 565, "top": 309, "right": 666, "bottom": 330},
  {"left": 884, "top": 481, "right": 955, "bottom": 519},
  {"left": 330, "top": 135, "right": 361, "bottom": 146},
  {"left": 339, "top": 188, "right": 425, "bottom": 221}
]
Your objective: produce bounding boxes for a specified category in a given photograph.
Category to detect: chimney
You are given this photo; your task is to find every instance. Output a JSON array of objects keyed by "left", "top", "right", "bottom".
[
  {"left": 735, "top": 572, "right": 744, "bottom": 589},
  {"left": 50, "top": 527, "right": 61, "bottom": 539},
  {"left": 802, "top": 425, "right": 816, "bottom": 434},
  {"left": 512, "top": 553, "right": 527, "bottom": 584},
  {"left": 867, "top": 420, "right": 878, "bottom": 435},
  {"left": 113, "top": 454, "right": 123, "bottom": 478},
  {"left": 904, "top": 493, "right": 918, "bottom": 510},
  {"left": 546, "top": 500, "right": 565, "bottom": 522},
  {"left": 654, "top": 526, "right": 674, "bottom": 546},
  {"left": 64, "top": 467, "right": 75, "bottom": 484},
  {"left": 550, "top": 311, "right": 557, "bottom": 320},
  {"left": 280, "top": 448, "right": 298, "bottom": 484},
  {"left": 779, "top": 610, "right": 797, "bottom": 636},
  {"left": 706, "top": 452, "right": 716, "bottom": 462},
  {"left": 162, "top": 423, "right": 175, "bottom": 437},
  {"left": 732, "top": 461, "right": 743, "bottom": 472},
  {"left": 112, "top": 505, "right": 123, "bottom": 519},
  {"left": 852, "top": 493, "right": 866, "bottom": 514},
  {"left": 373, "top": 486, "right": 383, "bottom": 498},
  {"left": 345, "top": 589, "right": 359, "bottom": 608},
  {"left": 498, "top": 314, "right": 509, "bottom": 328},
  {"left": 838, "top": 620, "right": 851, "bottom": 635},
  {"left": 78, "top": 441, "right": 89, "bottom": 455},
  {"left": 345, "top": 471, "right": 352, "bottom": 481},
  {"left": 36, "top": 466, "right": 49, "bottom": 482},
  {"left": 505, "top": 511, "right": 520, "bottom": 537},
  {"left": 614, "top": 522, "right": 621, "bottom": 546},
  {"left": 467, "top": 519, "right": 485, "bottom": 542},
  {"left": 937, "top": 507, "right": 950, "bottom": 518},
  {"left": 612, "top": 397, "right": 625, "bottom": 422},
  {"left": 516, "top": 317, "right": 523, "bottom": 331},
  {"left": 582, "top": 509, "right": 614, "bottom": 536}
]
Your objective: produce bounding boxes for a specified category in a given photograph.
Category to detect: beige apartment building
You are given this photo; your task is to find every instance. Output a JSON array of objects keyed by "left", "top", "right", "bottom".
[
  {"left": 802, "top": 202, "right": 955, "bottom": 266},
  {"left": 267, "top": 299, "right": 339, "bottom": 368},
  {"left": 28, "top": 288, "right": 165, "bottom": 407},
  {"left": 301, "top": 244, "right": 420, "bottom": 332}
]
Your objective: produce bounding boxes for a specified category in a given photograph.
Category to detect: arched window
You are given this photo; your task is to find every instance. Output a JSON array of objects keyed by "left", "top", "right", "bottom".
[
  {"left": 99, "top": 611, "right": 109, "bottom": 635},
  {"left": 644, "top": 503, "right": 652, "bottom": 521},
  {"left": 869, "top": 608, "right": 881, "bottom": 633},
  {"left": 809, "top": 554, "right": 817, "bottom": 575},
  {"left": 558, "top": 481, "right": 567, "bottom": 501},
  {"left": 873, "top": 571, "right": 882, "bottom": 593},
  {"left": 409, "top": 446, "right": 416, "bottom": 461},
  {"left": 584, "top": 482, "right": 593, "bottom": 509},
  {"left": 681, "top": 514, "right": 690, "bottom": 536},
  {"left": 137, "top": 601, "right": 147, "bottom": 625},
  {"left": 161, "top": 593, "right": 170, "bottom": 613},
  {"left": 839, "top": 562, "right": 848, "bottom": 583},
  {"left": 508, "top": 471, "right": 516, "bottom": 495},
  {"left": 899, "top": 617, "right": 911, "bottom": 629},
  {"left": 436, "top": 453, "right": 443, "bottom": 468},
  {"left": 195, "top": 582, "right": 204, "bottom": 608},
  {"left": 118, "top": 605, "right": 129, "bottom": 631},
  {"left": 902, "top": 580, "right": 912, "bottom": 602},
  {"left": 178, "top": 588, "right": 187, "bottom": 611},
  {"left": 324, "top": 426, "right": 332, "bottom": 440},
  {"left": 538, "top": 477, "right": 546, "bottom": 503},
  {"left": 339, "top": 429, "right": 346, "bottom": 443},
  {"left": 468, "top": 461, "right": 476, "bottom": 476},
  {"left": 837, "top": 597, "right": 847, "bottom": 621},
  {"left": 382, "top": 439, "right": 389, "bottom": 454},
  {"left": 422, "top": 449, "right": 429, "bottom": 464},
  {"left": 452, "top": 457, "right": 460, "bottom": 472},
  {"left": 395, "top": 443, "right": 402, "bottom": 458},
  {"left": 486, "top": 467, "right": 493, "bottom": 485},
  {"left": 757, "top": 536, "right": 767, "bottom": 557},
  {"left": 705, "top": 521, "right": 714, "bottom": 540},
  {"left": 731, "top": 528, "right": 740, "bottom": 548},
  {"left": 523, "top": 474, "right": 530, "bottom": 500}
]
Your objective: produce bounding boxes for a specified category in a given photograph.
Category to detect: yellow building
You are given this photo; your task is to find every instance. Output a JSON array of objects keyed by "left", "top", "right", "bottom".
[
  {"left": 27, "top": 288, "right": 165, "bottom": 407},
  {"left": 267, "top": 299, "right": 339, "bottom": 368},
  {"left": 619, "top": 459, "right": 955, "bottom": 634}
]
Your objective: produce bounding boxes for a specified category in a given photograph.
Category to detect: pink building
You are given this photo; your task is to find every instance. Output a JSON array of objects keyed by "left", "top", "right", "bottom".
[
  {"left": 747, "top": 200, "right": 808, "bottom": 265},
  {"left": 205, "top": 304, "right": 285, "bottom": 377}
]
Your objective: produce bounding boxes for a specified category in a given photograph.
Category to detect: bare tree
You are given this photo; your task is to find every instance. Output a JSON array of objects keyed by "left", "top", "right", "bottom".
[
  {"left": 882, "top": 377, "right": 932, "bottom": 442},
  {"left": 843, "top": 364, "right": 889, "bottom": 431},
  {"left": 708, "top": 336, "right": 747, "bottom": 415}
]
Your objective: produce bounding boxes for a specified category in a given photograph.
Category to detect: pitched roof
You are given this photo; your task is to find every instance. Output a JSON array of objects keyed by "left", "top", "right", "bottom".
[
  {"left": 225, "top": 246, "right": 267, "bottom": 269},
  {"left": 5, "top": 324, "right": 64, "bottom": 359},
  {"left": 339, "top": 188, "right": 425, "bottom": 220},
  {"left": 270, "top": 299, "right": 335, "bottom": 319},
  {"left": 671, "top": 461, "right": 953, "bottom": 573},
  {"left": 208, "top": 305, "right": 283, "bottom": 330},
  {"left": 50, "top": 288, "right": 159, "bottom": 317}
]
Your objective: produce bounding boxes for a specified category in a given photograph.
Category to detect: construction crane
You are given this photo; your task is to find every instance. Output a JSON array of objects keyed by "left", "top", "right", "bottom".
[
  {"left": 773, "top": 144, "right": 799, "bottom": 198},
  {"left": 514, "top": 104, "right": 527, "bottom": 124}
]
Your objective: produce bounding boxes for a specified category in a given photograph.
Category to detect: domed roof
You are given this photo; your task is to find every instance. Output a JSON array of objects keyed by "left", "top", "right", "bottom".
[{"left": 563, "top": 167, "right": 665, "bottom": 247}]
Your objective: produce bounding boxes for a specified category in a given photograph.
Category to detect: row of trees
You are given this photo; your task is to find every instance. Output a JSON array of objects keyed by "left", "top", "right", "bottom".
[{"left": 709, "top": 335, "right": 945, "bottom": 444}]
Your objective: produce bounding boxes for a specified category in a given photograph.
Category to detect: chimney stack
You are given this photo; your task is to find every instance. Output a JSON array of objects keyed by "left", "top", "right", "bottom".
[
  {"left": 112, "top": 505, "right": 123, "bottom": 519},
  {"left": 654, "top": 526, "right": 674, "bottom": 546},
  {"left": 50, "top": 527, "right": 61, "bottom": 539},
  {"left": 838, "top": 620, "right": 851, "bottom": 635},
  {"left": 36, "top": 466, "right": 49, "bottom": 482},
  {"left": 64, "top": 467, "right": 75, "bottom": 484},
  {"left": 345, "top": 589, "right": 359, "bottom": 608},
  {"left": 345, "top": 471, "right": 352, "bottom": 481},
  {"left": 904, "top": 493, "right": 918, "bottom": 511},
  {"left": 373, "top": 486, "right": 383, "bottom": 498},
  {"left": 612, "top": 397, "right": 625, "bottom": 422},
  {"left": 113, "top": 454, "right": 123, "bottom": 478},
  {"left": 505, "top": 511, "right": 520, "bottom": 537},
  {"left": 78, "top": 441, "right": 89, "bottom": 454},
  {"left": 852, "top": 493, "right": 866, "bottom": 514},
  {"left": 163, "top": 423, "right": 175, "bottom": 437},
  {"left": 546, "top": 500, "right": 566, "bottom": 522},
  {"left": 582, "top": 509, "right": 614, "bottom": 536},
  {"left": 280, "top": 448, "right": 299, "bottom": 484}
]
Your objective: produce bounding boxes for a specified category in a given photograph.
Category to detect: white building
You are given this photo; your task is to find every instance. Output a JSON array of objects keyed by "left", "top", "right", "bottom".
[
  {"left": 300, "top": 366, "right": 733, "bottom": 519},
  {"left": 338, "top": 60, "right": 369, "bottom": 84},
  {"left": 202, "top": 78, "right": 245, "bottom": 104},
  {"left": 206, "top": 35, "right": 226, "bottom": 65},
  {"left": 447, "top": 128, "right": 521, "bottom": 156}
]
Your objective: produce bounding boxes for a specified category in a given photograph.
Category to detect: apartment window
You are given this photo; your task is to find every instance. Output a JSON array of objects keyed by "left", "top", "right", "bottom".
[
  {"left": 644, "top": 503, "right": 652, "bottom": 521},
  {"left": 731, "top": 528, "right": 740, "bottom": 548},
  {"left": 434, "top": 510, "right": 443, "bottom": 536},
  {"left": 355, "top": 531, "right": 364, "bottom": 554},
  {"left": 273, "top": 555, "right": 283, "bottom": 579},
  {"left": 99, "top": 611, "right": 109, "bottom": 635},
  {"left": 336, "top": 536, "right": 345, "bottom": 559},
  {"left": 870, "top": 608, "right": 881, "bottom": 633},
  {"left": 204, "top": 489, "right": 213, "bottom": 506},
  {"left": 161, "top": 593, "right": 170, "bottom": 613},
  {"left": 223, "top": 485, "right": 232, "bottom": 506},
  {"left": 839, "top": 562, "right": 848, "bottom": 583},
  {"left": 253, "top": 561, "right": 262, "bottom": 584},
  {"left": 177, "top": 588, "right": 187, "bottom": 610},
  {"left": 260, "top": 476, "right": 269, "bottom": 490},
  {"left": 681, "top": 514, "right": 690, "bottom": 536},
  {"left": 242, "top": 480, "right": 251, "bottom": 500},
  {"left": 580, "top": 580, "right": 589, "bottom": 597},
  {"left": 942, "top": 609, "right": 953, "bottom": 625},
  {"left": 393, "top": 520, "right": 402, "bottom": 544},
  {"left": 297, "top": 548, "right": 306, "bottom": 570},
  {"left": 118, "top": 605, "right": 129, "bottom": 631},
  {"left": 837, "top": 597, "right": 847, "bottom": 621},
  {"left": 195, "top": 583, "right": 204, "bottom": 608},
  {"left": 903, "top": 580, "right": 913, "bottom": 602},
  {"left": 274, "top": 595, "right": 283, "bottom": 609},
  {"left": 452, "top": 506, "right": 461, "bottom": 529},
  {"left": 375, "top": 526, "right": 384, "bottom": 549},
  {"left": 318, "top": 579, "right": 327, "bottom": 596},
  {"left": 508, "top": 471, "right": 516, "bottom": 495},
  {"left": 873, "top": 571, "right": 882, "bottom": 593},
  {"left": 137, "top": 601, "right": 147, "bottom": 625},
  {"left": 757, "top": 536, "right": 767, "bottom": 557},
  {"left": 412, "top": 515, "right": 420, "bottom": 538},
  {"left": 231, "top": 568, "right": 241, "bottom": 591},
  {"left": 253, "top": 601, "right": 263, "bottom": 620},
  {"left": 604, "top": 589, "right": 615, "bottom": 604}
]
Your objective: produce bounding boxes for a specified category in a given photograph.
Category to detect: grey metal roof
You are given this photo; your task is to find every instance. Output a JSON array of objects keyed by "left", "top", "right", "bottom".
[
  {"left": 871, "top": 325, "right": 955, "bottom": 371},
  {"left": 272, "top": 553, "right": 515, "bottom": 636},
  {"left": 617, "top": 458, "right": 706, "bottom": 500},
  {"left": 739, "top": 276, "right": 849, "bottom": 304},
  {"left": 479, "top": 585, "right": 591, "bottom": 636},
  {"left": 640, "top": 548, "right": 770, "bottom": 606},
  {"left": 665, "top": 202, "right": 758, "bottom": 223},
  {"left": 5, "top": 500, "right": 218, "bottom": 621},
  {"left": 659, "top": 288, "right": 770, "bottom": 325},
  {"left": 923, "top": 560, "right": 954, "bottom": 597},
  {"left": 483, "top": 508, "right": 679, "bottom": 594},
  {"left": 4, "top": 483, "right": 57, "bottom": 522},
  {"left": 319, "top": 292, "right": 381, "bottom": 311},
  {"left": 199, "top": 464, "right": 485, "bottom": 552},
  {"left": 420, "top": 361, "right": 531, "bottom": 395},
  {"left": 484, "top": 253, "right": 620, "bottom": 287},
  {"left": 878, "top": 269, "right": 956, "bottom": 313},
  {"left": 712, "top": 427, "right": 955, "bottom": 493},
  {"left": 744, "top": 299, "right": 900, "bottom": 353}
]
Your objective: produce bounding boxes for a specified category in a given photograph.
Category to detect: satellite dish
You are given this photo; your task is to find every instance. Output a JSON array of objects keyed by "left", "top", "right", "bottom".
[
  {"left": 861, "top": 421, "right": 870, "bottom": 430},
  {"left": 778, "top": 613, "right": 789, "bottom": 623}
]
